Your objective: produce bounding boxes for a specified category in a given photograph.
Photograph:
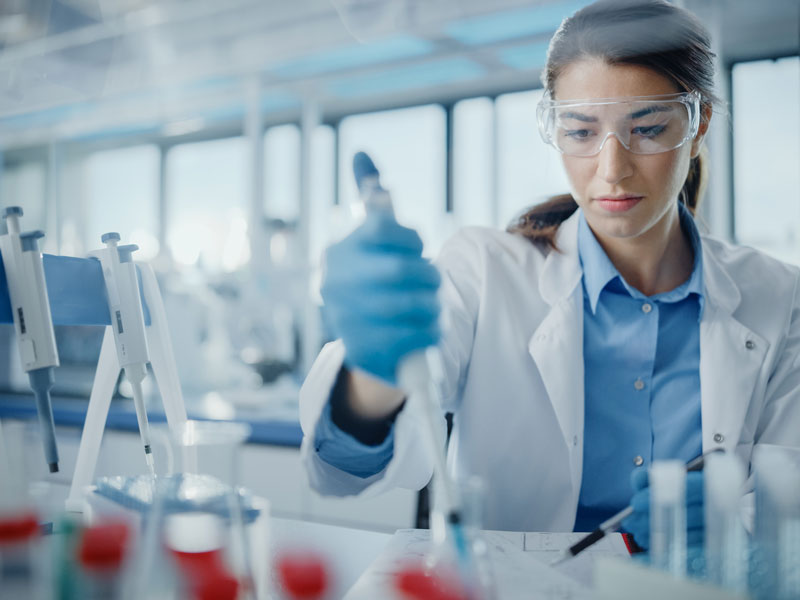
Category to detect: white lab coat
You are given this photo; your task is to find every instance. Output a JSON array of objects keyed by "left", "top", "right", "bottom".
[{"left": 299, "top": 209, "right": 800, "bottom": 532}]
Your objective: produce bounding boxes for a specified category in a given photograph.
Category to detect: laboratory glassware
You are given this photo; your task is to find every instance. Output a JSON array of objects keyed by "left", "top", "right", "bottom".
[
  {"left": 751, "top": 444, "right": 800, "bottom": 600},
  {"left": 650, "top": 460, "right": 687, "bottom": 578},
  {"left": 704, "top": 452, "right": 748, "bottom": 593},
  {"left": 76, "top": 520, "right": 132, "bottom": 600},
  {"left": 126, "top": 419, "right": 256, "bottom": 600}
]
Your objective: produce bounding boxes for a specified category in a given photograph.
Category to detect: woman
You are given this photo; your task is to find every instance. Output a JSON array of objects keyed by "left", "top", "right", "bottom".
[{"left": 299, "top": 0, "right": 800, "bottom": 548}]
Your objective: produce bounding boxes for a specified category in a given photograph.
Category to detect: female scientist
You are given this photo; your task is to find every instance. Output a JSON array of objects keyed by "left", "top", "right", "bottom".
[{"left": 298, "top": 0, "right": 800, "bottom": 548}]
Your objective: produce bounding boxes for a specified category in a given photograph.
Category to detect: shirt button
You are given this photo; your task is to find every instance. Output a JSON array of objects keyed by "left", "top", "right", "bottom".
[
  {"left": 634, "top": 378, "right": 645, "bottom": 391},
  {"left": 633, "top": 455, "right": 644, "bottom": 467},
  {"left": 745, "top": 340, "right": 755, "bottom": 350},
  {"left": 713, "top": 433, "right": 725, "bottom": 444},
  {"left": 642, "top": 303, "right": 653, "bottom": 314}
]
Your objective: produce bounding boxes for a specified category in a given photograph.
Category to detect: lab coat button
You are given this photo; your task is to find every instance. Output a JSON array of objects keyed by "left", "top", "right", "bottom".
[
  {"left": 633, "top": 455, "right": 644, "bottom": 467},
  {"left": 713, "top": 433, "right": 724, "bottom": 444},
  {"left": 745, "top": 340, "right": 755, "bottom": 350},
  {"left": 642, "top": 303, "right": 653, "bottom": 314},
  {"left": 634, "top": 378, "right": 645, "bottom": 391}
]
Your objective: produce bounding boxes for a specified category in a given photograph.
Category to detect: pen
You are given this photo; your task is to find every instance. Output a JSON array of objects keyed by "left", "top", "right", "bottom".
[{"left": 550, "top": 449, "right": 722, "bottom": 566}]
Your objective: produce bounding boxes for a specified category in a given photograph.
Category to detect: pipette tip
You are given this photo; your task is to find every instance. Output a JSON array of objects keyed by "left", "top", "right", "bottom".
[
  {"left": 145, "top": 451, "right": 155, "bottom": 477},
  {"left": 549, "top": 551, "right": 570, "bottom": 567},
  {"left": 48, "top": 462, "right": 59, "bottom": 473}
]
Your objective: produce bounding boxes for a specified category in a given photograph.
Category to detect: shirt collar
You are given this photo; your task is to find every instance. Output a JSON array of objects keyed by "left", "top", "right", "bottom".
[{"left": 577, "top": 203, "right": 705, "bottom": 319}]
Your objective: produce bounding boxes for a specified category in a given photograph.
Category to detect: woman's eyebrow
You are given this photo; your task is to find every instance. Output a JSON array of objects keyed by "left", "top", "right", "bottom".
[
  {"left": 629, "top": 104, "right": 673, "bottom": 119},
  {"left": 559, "top": 111, "right": 597, "bottom": 122}
]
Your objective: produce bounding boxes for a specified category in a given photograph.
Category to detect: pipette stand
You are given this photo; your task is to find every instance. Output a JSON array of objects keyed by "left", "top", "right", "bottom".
[{"left": 65, "top": 263, "right": 190, "bottom": 514}]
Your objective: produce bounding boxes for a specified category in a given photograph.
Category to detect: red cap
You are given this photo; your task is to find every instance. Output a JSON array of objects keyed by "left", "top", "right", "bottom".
[
  {"left": 194, "top": 571, "right": 240, "bottom": 600},
  {"left": 78, "top": 521, "right": 130, "bottom": 571},
  {"left": 276, "top": 552, "right": 329, "bottom": 599},
  {"left": 393, "top": 566, "right": 468, "bottom": 600},
  {"left": 0, "top": 511, "right": 39, "bottom": 543},
  {"left": 170, "top": 548, "right": 226, "bottom": 577}
]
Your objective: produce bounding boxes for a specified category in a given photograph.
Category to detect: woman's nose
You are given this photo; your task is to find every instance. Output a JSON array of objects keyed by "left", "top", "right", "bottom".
[{"left": 596, "top": 133, "right": 634, "bottom": 184}]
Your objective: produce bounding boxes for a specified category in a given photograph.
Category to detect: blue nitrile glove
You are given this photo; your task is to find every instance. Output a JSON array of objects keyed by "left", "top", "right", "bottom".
[
  {"left": 320, "top": 211, "right": 441, "bottom": 386},
  {"left": 621, "top": 468, "right": 705, "bottom": 551}
]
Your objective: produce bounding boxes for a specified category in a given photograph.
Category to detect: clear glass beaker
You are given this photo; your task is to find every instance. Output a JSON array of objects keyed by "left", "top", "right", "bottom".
[
  {"left": 125, "top": 419, "right": 255, "bottom": 600},
  {"left": 426, "top": 475, "right": 497, "bottom": 600},
  {"left": 751, "top": 444, "right": 800, "bottom": 600}
]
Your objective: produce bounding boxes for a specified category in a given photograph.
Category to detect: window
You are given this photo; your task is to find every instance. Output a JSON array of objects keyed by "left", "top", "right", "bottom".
[
  {"left": 264, "top": 124, "right": 301, "bottom": 222},
  {"left": 309, "top": 125, "right": 336, "bottom": 266},
  {"left": 452, "top": 97, "right": 494, "bottom": 227},
  {"left": 84, "top": 145, "right": 160, "bottom": 259},
  {"left": 338, "top": 104, "right": 448, "bottom": 255},
  {"left": 166, "top": 137, "right": 249, "bottom": 272},
  {"left": 0, "top": 160, "right": 48, "bottom": 246},
  {"left": 496, "top": 89, "right": 571, "bottom": 229},
  {"left": 732, "top": 56, "right": 800, "bottom": 265}
]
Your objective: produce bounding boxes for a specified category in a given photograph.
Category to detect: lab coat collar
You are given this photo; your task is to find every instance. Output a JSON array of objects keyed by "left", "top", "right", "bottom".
[
  {"left": 538, "top": 208, "right": 583, "bottom": 306},
  {"left": 701, "top": 237, "right": 741, "bottom": 316}
]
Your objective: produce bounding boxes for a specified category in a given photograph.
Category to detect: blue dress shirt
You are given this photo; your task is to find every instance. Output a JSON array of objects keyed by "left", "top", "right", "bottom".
[
  {"left": 574, "top": 205, "right": 704, "bottom": 532},
  {"left": 314, "top": 205, "right": 705, "bottom": 530}
]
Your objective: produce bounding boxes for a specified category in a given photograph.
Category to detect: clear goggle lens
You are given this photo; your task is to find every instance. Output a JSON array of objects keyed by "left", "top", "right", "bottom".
[{"left": 537, "top": 92, "right": 701, "bottom": 156}]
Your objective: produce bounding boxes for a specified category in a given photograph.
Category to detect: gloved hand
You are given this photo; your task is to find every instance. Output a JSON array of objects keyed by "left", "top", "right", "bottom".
[
  {"left": 621, "top": 468, "right": 705, "bottom": 551},
  {"left": 321, "top": 211, "right": 441, "bottom": 386}
]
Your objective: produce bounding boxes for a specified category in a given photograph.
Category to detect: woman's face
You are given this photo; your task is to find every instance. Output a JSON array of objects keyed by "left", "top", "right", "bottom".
[{"left": 553, "top": 58, "right": 707, "bottom": 244}]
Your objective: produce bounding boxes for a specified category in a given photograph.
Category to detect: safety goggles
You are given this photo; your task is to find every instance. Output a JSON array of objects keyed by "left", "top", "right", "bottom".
[{"left": 537, "top": 91, "right": 701, "bottom": 156}]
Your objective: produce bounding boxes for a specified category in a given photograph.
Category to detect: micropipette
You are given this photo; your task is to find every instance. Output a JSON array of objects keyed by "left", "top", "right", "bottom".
[
  {"left": 351, "top": 152, "right": 475, "bottom": 589},
  {"left": 91, "top": 233, "right": 155, "bottom": 477},
  {"left": 0, "top": 206, "right": 60, "bottom": 473}
]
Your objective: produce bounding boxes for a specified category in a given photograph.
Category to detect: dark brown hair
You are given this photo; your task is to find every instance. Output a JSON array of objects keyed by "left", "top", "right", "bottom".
[{"left": 509, "top": 0, "right": 717, "bottom": 248}]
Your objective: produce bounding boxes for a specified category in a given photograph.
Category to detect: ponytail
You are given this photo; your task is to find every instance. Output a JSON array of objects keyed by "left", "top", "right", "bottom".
[
  {"left": 508, "top": 145, "right": 709, "bottom": 249},
  {"left": 507, "top": 194, "right": 579, "bottom": 250},
  {"left": 679, "top": 145, "right": 709, "bottom": 216}
]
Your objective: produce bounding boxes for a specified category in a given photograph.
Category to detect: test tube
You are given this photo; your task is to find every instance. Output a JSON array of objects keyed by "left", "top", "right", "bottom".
[
  {"left": 704, "top": 452, "right": 748, "bottom": 592},
  {"left": 753, "top": 445, "right": 800, "bottom": 600},
  {"left": 650, "top": 460, "right": 687, "bottom": 578}
]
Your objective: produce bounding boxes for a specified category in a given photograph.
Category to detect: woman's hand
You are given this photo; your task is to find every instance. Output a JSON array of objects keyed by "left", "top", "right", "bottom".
[
  {"left": 321, "top": 211, "right": 441, "bottom": 389},
  {"left": 621, "top": 468, "right": 705, "bottom": 551}
]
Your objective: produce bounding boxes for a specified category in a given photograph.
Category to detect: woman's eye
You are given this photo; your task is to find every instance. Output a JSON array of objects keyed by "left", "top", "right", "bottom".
[
  {"left": 632, "top": 124, "right": 667, "bottom": 138},
  {"left": 563, "top": 129, "right": 594, "bottom": 140}
]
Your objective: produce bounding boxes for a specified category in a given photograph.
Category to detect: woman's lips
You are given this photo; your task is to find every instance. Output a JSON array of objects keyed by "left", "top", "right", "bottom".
[{"left": 594, "top": 196, "right": 644, "bottom": 213}]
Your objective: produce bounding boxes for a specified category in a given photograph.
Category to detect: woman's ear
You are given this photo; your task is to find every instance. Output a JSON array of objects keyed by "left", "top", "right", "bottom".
[{"left": 691, "top": 104, "right": 713, "bottom": 158}]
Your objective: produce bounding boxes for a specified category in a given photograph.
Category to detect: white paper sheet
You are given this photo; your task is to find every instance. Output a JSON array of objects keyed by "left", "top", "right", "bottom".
[{"left": 344, "top": 529, "right": 629, "bottom": 599}]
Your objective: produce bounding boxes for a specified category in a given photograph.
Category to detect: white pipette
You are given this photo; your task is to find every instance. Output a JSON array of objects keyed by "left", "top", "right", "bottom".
[
  {"left": 0, "top": 206, "right": 60, "bottom": 473},
  {"left": 351, "top": 152, "right": 475, "bottom": 588},
  {"left": 91, "top": 233, "right": 155, "bottom": 477}
]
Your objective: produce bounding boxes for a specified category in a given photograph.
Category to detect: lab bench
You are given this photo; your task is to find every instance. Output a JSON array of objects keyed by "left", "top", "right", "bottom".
[{"left": 0, "top": 392, "right": 417, "bottom": 534}]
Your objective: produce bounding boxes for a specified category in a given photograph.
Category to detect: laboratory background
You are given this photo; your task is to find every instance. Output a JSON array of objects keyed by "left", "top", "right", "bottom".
[{"left": 0, "top": 0, "right": 798, "bottom": 598}]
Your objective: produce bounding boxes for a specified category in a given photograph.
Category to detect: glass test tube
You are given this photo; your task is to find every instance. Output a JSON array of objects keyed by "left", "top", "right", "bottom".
[{"left": 650, "top": 460, "right": 687, "bottom": 578}]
